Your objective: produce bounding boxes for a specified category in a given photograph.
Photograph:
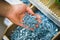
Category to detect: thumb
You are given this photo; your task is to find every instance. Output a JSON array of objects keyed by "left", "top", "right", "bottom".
[{"left": 26, "top": 7, "right": 35, "bottom": 15}]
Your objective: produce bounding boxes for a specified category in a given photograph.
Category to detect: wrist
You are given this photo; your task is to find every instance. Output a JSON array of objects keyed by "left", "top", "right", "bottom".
[{"left": 0, "top": 2, "right": 12, "bottom": 17}]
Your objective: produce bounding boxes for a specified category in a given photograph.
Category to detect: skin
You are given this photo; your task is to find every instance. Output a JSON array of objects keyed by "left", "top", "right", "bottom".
[{"left": 0, "top": 1, "right": 41, "bottom": 30}]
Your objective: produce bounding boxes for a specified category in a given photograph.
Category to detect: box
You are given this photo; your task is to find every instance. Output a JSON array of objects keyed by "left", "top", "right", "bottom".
[
  {"left": 4, "top": 6, "right": 59, "bottom": 40},
  {"left": 3, "top": 0, "right": 60, "bottom": 40}
]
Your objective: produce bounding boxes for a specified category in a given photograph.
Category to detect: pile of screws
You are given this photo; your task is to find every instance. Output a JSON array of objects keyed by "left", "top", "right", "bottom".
[{"left": 10, "top": 10, "right": 58, "bottom": 40}]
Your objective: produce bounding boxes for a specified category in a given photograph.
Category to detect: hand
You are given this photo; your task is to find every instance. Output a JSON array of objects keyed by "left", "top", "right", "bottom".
[{"left": 6, "top": 3, "right": 41, "bottom": 30}]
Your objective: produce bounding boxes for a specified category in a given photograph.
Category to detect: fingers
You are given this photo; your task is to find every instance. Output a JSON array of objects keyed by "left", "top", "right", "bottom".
[
  {"left": 29, "top": 28, "right": 34, "bottom": 31},
  {"left": 34, "top": 14, "right": 42, "bottom": 23},
  {"left": 35, "top": 24, "right": 39, "bottom": 28},
  {"left": 26, "top": 7, "right": 35, "bottom": 15},
  {"left": 18, "top": 22, "right": 34, "bottom": 31},
  {"left": 37, "top": 19, "right": 42, "bottom": 23},
  {"left": 34, "top": 14, "right": 41, "bottom": 19},
  {"left": 26, "top": 6, "right": 41, "bottom": 19},
  {"left": 16, "top": 21, "right": 29, "bottom": 28}
]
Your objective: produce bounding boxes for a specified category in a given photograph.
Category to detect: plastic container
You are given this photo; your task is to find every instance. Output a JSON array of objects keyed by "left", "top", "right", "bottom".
[{"left": 29, "top": 0, "right": 60, "bottom": 27}]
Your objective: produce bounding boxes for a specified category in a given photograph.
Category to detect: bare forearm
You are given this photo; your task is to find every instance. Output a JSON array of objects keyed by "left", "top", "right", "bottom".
[{"left": 0, "top": 1, "right": 11, "bottom": 17}]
